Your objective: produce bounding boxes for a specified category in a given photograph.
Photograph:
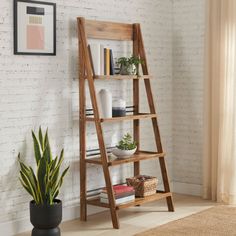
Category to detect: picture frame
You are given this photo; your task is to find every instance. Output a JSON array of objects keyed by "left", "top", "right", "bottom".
[{"left": 14, "top": 0, "right": 56, "bottom": 56}]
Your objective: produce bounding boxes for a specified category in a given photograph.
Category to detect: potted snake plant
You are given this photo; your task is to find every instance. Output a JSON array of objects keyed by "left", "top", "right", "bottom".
[{"left": 18, "top": 127, "right": 69, "bottom": 236}]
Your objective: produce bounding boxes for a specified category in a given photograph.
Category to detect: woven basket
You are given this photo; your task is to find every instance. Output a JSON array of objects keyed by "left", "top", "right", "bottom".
[{"left": 126, "top": 175, "right": 158, "bottom": 197}]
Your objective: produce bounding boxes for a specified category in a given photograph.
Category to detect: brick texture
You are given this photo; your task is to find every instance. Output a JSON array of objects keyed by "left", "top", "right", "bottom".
[{"left": 172, "top": 0, "right": 205, "bottom": 185}]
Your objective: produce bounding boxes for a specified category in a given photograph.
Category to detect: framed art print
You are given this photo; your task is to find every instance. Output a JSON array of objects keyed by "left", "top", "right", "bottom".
[{"left": 14, "top": 0, "right": 56, "bottom": 55}]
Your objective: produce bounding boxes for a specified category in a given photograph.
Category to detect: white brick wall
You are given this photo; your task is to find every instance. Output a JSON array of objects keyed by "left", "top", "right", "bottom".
[
  {"left": 0, "top": 0, "right": 174, "bottom": 234},
  {"left": 172, "top": 0, "right": 205, "bottom": 186}
]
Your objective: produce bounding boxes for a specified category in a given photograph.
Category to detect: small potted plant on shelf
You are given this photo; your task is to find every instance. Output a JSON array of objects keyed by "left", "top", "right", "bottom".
[
  {"left": 118, "top": 55, "right": 143, "bottom": 76},
  {"left": 112, "top": 133, "right": 137, "bottom": 159},
  {"left": 18, "top": 127, "right": 69, "bottom": 236}
]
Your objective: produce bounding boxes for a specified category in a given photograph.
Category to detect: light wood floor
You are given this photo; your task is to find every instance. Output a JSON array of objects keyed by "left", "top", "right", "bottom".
[{"left": 18, "top": 194, "right": 216, "bottom": 236}]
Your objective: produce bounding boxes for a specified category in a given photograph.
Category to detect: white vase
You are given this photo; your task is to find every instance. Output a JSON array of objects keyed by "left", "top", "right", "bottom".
[{"left": 97, "top": 89, "right": 112, "bottom": 118}]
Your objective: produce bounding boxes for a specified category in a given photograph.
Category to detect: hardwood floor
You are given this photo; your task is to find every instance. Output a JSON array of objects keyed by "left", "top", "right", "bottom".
[{"left": 17, "top": 194, "right": 216, "bottom": 236}]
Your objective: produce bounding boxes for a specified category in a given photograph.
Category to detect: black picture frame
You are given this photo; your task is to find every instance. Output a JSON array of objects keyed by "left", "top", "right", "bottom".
[{"left": 14, "top": 0, "right": 56, "bottom": 56}]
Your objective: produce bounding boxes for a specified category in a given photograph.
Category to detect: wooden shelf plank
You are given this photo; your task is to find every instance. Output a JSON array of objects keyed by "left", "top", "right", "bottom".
[
  {"left": 87, "top": 191, "right": 172, "bottom": 210},
  {"left": 93, "top": 75, "right": 152, "bottom": 80},
  {"left": 84, "top": 19, "right": 133, "bottom": 41},
  {"left": 85, "top": 150, "right": 165, "bottom": 166},
  {"left": 86, "top": 113, "right": 157, "bottom": 122}
]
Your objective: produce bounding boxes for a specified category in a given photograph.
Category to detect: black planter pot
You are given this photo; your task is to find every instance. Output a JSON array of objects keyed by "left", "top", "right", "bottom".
[{"left": 30, "top": 199, "right": 62, "bottom": 236}]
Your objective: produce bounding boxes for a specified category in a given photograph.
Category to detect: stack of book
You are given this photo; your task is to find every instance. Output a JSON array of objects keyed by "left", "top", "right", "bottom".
[
  {"left": 88, "top": 43, "right": 115, "bottom": 76},
  {"left": 100, "top": 185, "right": 135, "bottom": 205}
]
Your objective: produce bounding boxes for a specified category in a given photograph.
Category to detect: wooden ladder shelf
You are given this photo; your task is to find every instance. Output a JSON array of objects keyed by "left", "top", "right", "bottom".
[{"left": 77, "top": 17, "right": 174, "bottom": 229}]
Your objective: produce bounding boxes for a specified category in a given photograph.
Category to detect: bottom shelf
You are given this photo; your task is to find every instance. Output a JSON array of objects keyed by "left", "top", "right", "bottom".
[{"left": 87, "top": 191, "right": 172, "bottom": 210}]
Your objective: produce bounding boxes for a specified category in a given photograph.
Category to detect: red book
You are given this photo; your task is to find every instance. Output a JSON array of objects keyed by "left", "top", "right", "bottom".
[
  {"left": 102, "top": 185, "right": 134, "bottom": 195},
  {"left": 100, "top": 190, "right": 135, "bottom": 199}
]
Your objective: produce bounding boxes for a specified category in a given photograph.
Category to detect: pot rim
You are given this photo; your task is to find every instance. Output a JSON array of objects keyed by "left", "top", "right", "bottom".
[{"left": 30, "top": 199, "right": 62, "bottom": 206}]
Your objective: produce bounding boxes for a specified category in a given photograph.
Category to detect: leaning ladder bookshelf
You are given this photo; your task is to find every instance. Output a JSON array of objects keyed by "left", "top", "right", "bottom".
[{"left": 77, "top": 17, "right": 174, "bottom": 229}]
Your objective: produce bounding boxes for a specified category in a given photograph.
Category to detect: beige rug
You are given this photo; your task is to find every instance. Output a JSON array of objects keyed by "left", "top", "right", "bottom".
[{"left": 136, "top": 206, "right": 236, "bottom": 236}]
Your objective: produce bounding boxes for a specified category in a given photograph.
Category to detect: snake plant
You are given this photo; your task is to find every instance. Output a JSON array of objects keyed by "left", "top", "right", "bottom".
[{"left": 18, "top": 127, "right": 69, "bottom": 205}]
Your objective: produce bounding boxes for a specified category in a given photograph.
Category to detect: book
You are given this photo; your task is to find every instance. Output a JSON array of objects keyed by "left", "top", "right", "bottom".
[
  {"left": 110, "top": 49, "right": 115, "bottom": 75},
  {"left": 104, "top": 48, "right": 106, "bottom": 75},
  {"left": 104, "top": 48, "right": 110, "bottom": 75},
  {"left": 88, "top": 45, "right": 95, "bottom": 76},
  {"left": 101, "top": 185, "right": 134, "bottom": 195},
  {"left": 89, "top": 43, "right": 101, "bottom": 75},
  {"left": 100, "top": 195, "right": 135, "bottom": 204},
  {"left": 100, "top": 190, "right": 135, "bottom": 199},
  {"left": 100, "top": 44, "right": 104, "bottom": 75}
]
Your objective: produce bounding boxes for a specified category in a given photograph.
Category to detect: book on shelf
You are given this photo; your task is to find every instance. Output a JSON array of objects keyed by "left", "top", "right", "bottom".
[
  {"left": 100, "top": 195, "right": 135, "bottom": 205},
  {"left": 100, "top": 189, "right": 135, "bottom": 199},
  {"left": 102, "top": 185, "right": 134, "bottom": 194},
  {"left": 104, "top": 48, "right": 110, "bottom": 75},
  {"left": 88, "top": 44, "right": 115, "bottom": 76},
  {"left": 88, "top": 45, "right": 95, "bottom": 76},
  {"left": 89, "top": 43, "right": 101, "bottom": 76},
  {"left": 100, "top": 44, "right": 104, "bottom": 75},
  {"left": 110, "top": 49, "right": 115, "bottom": 75}
]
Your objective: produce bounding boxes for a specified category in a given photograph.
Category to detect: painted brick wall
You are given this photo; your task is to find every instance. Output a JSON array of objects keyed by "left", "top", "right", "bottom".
[
  {"left": 172, "top": 0, "right": 205, "bottom": 186},
  {"left": 0, "top": 0, "right": 173, "bottom": 234}
]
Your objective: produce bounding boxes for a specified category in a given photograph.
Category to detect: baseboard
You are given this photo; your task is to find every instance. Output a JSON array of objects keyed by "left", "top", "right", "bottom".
[
  {"left": 172, "top": 181, "right": 202, "bottom": 196},
  {"left": 1, "top": 202, "right": 105, "bottom": 236}
]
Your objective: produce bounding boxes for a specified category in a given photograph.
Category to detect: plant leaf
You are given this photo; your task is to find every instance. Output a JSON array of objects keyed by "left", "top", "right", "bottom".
[
  {"left": 32, "top": 130, "right": 41, "bottom": 165},
  {"left": 19, "top": 177, "right": 34, "bottom": 198},
  {"left": 38, "top": 126, "right": 44, "bottom": 151},
  {"left": 52, "top": 166, "right": 69, "bottom": 199},
  {"left": 37, "top": 157, "right": 47, "bottom": 203},
  {"left": 20, "top": 171, "right": 38, "bottom": 202},
  {"left": 49, "top": 156, "right": 58, "bottom": 174},
  {"left": 43, "top": 130, "right": 52, "bottom": 163}
]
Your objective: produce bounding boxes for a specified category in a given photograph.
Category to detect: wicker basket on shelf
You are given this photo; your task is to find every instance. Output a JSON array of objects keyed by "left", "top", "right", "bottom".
[{"left": 126, "top": 175, "right": 158, "bottom": 197}]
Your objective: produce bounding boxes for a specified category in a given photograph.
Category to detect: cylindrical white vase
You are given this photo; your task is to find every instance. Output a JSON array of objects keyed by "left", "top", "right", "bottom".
[{"left": 98, "top": 89, "right": 112, "bottom": 118}]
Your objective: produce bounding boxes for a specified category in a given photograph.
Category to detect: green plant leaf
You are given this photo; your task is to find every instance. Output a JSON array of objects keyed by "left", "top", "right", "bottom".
[
  {"left": 49, "top": 151, "right": 64, "bottom": 188},
  {"left": 32, "top": 131, "right": 41, "bottom": 165},
  {"left": 38, "top": 126, "right": 44, "bottom": 151},
  {"left": 19, "top": 177, "right": 34, "bottom": 198},
  {"left": 43, "top": 130, "right": 52, "bottom": 163},
  {"left": 29, "top": 167, "right": 40, "bottom": 203},
  {"left": 37, "top": 157, "right": 47, "bottom": 203},
  {"left": 19, "top": 160, "right": 39, "bottom": 200},
  {"left": 52, "top": 166, "right": 69, "bottom": 199},
  {"left": 49, "top": 156, "right": 58, "bottom": 174},
  {"left": 53, "top": 190, "right": 59, "bottom": 199},
  {"left": 20, "top": 171, "right": 38, "bottom": 203},
  {"left": 53, "top": 149, "right": 64, "bottom": 173},
  {"left": 51, "top": 165, "right": 60, "bottom": 187},
  {"left": 48, "top": 188, "right": 54, "bottom": 205},
  {"left": 19, "top": 160, "right": 30, "bottom": 173},
  {"left": 58, "top": 166, "right": 70, "bottom": 189}
]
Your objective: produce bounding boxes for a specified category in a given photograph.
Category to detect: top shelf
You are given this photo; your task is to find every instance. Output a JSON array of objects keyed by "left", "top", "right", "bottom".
[
  {"left": 93, "top": 75, "right": 152, "bottom": 80},
  {"left": 83, "top": 19, "right": 134, "bottom": 41}
]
